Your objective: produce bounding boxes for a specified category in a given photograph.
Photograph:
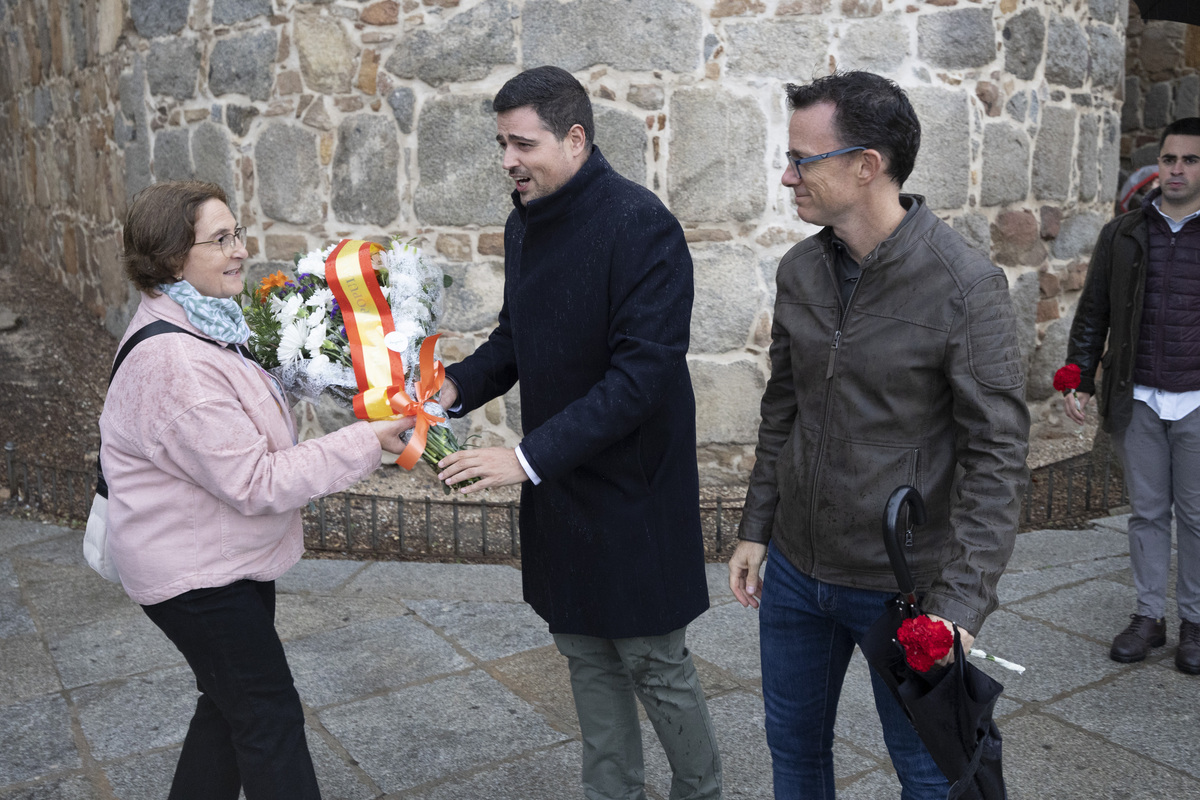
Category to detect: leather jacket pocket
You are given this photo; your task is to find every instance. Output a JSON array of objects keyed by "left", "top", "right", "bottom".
[{"left": 812, "top": 437, "right": 924, "bottom": 569}]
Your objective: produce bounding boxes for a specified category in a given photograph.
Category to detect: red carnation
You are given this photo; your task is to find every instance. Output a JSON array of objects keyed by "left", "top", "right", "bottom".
[
  {"left": 897, "top": 615, "right": 954, "bottom": 672},
  {"left": 1053, "top": 363, "right": 1081, "bottom": 393}
]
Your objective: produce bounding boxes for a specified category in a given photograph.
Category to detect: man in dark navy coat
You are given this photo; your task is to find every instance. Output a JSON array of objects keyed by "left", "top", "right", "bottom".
[{"left": 437, "top": 66, "right": 722, "bottom": 799}]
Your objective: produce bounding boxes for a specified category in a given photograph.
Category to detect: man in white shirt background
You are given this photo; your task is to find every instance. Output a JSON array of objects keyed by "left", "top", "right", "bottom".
[{"left": 1063, "top": 116, "right": 1200, "bottom": 675}]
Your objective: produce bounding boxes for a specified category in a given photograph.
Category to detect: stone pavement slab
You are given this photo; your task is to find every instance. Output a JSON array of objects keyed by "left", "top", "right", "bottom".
[
  {"left": 406, "top": 599, "right": 554, "bottom": 660},
  {"left": 285, "top": 615, "right": 473, "bottom": 708},
  {"left": 3, "top": 514, "right": 1199, "bottom": 799},
  {"left": 343, "top": 561, "right": 523, "bottom": 602},
  {"left": 319, "top": 670, "right": 570, "bottom": 795},
  {"left": 71, "top": 666, "right": 197, "bottom": 762},
  {"left": 1002, "top": 713, "right": 1197, "bottom": 799},
  {"left": 0, "top": 694, "right": 80, "bottom": 785},
  {"left": 400, "top": 742, "right": 583, "bottom": 800},
  {"left": 0, "top": 632, "right": 61, "bottom": 704},
  {"left": 1044, "top": 660, "right": 1200, "bottom": 780}
]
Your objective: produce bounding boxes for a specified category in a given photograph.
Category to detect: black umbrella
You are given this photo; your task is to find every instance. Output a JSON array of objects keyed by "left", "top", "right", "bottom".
[
  {"left": 1134, "top": 0, "right": 1200, "bottom": 26},
  {"left": 859, "top": 486, "right": 1007, "bottom": 800}
]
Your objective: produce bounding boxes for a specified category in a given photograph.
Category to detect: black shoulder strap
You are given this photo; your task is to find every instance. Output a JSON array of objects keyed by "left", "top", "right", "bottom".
[
  {"left": 97, "top": 320, "right": 253, "bottom": 497},
  {"left": 108, "top": 319, "right": 219, "bottom": 384}
]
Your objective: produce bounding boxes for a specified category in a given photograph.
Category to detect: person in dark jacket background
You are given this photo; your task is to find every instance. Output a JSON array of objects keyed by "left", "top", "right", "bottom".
[
  {"left": 727, "top": 71, "right": 1029, "bottom": 799},
  {"left": 1062, "top": 117, "right": 1200, "bottom": 675},
  {"left": 436, "top": 66, "right": 722, "bottom": 800}
]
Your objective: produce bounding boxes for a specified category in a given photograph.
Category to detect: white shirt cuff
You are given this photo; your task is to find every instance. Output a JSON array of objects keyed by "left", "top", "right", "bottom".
[{"left": 514, "top": 444, "right": 542, "bottom": 485}]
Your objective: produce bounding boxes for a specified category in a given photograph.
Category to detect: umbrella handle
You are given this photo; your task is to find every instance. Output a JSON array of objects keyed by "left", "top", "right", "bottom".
[{"left": 883, "top": 486, "right": 926, "bottom": 600}]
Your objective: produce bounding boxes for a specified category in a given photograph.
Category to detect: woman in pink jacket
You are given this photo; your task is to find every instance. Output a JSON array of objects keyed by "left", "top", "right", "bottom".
[{"left": 100, "top": 181, "right": 413, "bottom": 800}]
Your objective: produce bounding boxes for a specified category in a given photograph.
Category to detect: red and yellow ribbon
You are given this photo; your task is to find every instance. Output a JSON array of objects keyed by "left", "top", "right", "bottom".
[{"left": 325, "top": 239, "right": 445, "bottom": 470}]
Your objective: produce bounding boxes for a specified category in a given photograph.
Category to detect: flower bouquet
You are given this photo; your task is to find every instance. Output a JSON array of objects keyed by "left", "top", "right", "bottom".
[{"left": 241, "top": 236, "right": 470, "bottom": 483}]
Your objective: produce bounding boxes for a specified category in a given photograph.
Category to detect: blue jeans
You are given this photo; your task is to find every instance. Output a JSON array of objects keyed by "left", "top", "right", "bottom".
[
  {"left": 759, "top": 541, "right": 949, "bottom": 800},
  {"left": 142, "top": 580, "right": 320, "bottom": 800}
]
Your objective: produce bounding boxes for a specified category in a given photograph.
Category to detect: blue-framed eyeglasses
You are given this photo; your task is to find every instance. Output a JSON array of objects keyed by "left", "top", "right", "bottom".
[
  {"left": 192, "top": 226, "right": 247, "bottom": 258},
  {"left": 787, "top": 146, "right": 867, "bottom": 178}
]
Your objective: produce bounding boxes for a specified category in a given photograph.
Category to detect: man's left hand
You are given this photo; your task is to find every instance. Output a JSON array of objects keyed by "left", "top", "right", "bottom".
[
  {"left": 438, "top": 447, "right": 527, "bottom": 494},
  {"left": 928, "top": 615, "right": 974, "bottom": 666}
]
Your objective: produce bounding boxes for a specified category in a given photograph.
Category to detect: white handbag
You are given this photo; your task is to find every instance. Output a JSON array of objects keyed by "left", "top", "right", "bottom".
[{"left": 83, "top": 492, "right": 121, "bottom": 582}]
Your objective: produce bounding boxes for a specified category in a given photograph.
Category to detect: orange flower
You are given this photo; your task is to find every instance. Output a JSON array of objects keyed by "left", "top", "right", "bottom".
[{"left": 256, "top": 270, "right": 290, "bottom": 302}]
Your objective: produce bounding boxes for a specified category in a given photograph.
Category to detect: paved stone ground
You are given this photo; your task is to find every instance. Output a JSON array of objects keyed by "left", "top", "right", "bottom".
[{"left": 1, "top": 512, "right": 1196, "bottom": 800}]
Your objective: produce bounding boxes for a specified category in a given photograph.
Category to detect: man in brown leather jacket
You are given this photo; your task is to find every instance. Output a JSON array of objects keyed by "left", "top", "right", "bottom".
[
  {"left": 727, "top": 71, "right": 1029, "bottom": 799},
  {"left": 1062, "top": 117, "right": 1200, "bottom": 675}
]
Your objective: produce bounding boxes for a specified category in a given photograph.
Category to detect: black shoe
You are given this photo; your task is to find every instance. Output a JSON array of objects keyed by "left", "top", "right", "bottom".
[
  {"left": 1109, "top": 614, "right": 1166, "bottom": 663},
  {"left": 1177, "top": 620, "right": 1200, "bottom": 675}
]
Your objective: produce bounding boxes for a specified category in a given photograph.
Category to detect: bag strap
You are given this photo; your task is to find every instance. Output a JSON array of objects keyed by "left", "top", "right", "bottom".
[
  {"left": 107, "top": 319, "right": 237, "bottom": 382},
  {"left": 96, "top": 320, "right": 252, "bottom": 498}
]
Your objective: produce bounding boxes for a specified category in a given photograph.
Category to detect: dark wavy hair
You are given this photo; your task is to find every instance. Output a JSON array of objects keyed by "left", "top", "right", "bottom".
[
  {"left": 493, "top": 65, "right": 594, "bottom": 149},
  {"left": 786, "top": 71, "right": 921, "bottom": 187},
  {"left": 123, "top": 181, "right": 229, "bottom": 293}
]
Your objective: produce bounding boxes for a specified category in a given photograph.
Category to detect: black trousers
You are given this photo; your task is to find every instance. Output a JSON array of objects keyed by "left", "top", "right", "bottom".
[{"left": 142, "top": 580, "right": 320, "bottom": 800}]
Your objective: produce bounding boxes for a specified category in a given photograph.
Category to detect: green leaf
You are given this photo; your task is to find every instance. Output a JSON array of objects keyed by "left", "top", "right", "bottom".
[{"left": 443, "top": 275, "right": 454, "bottom": 288}]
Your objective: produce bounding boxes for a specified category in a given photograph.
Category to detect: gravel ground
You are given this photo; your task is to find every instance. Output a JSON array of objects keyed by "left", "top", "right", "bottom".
[{"left": 0, "top": 260, "right": 1092, "bottom": 502}]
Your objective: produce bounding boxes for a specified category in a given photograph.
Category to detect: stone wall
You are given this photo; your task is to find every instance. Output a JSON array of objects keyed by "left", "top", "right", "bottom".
[
  {"left": 1121, "top": 16, "right": 1200, "bottom": 170},
  {"left": 0, "top": 0, "right": 1130, "bottom": 484}
]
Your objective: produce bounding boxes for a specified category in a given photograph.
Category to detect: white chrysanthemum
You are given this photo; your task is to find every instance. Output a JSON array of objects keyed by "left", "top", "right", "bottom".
[
  {"left": 295, "top": 243, "right": 339, "bottom": 279},
  {"left": 306, "top": 287, "right": 333, "bottom": 309},
  {"left": 277, "top": 320, "right": 309, "bottom": 366},
  {"left": 399, "top": 296, "right": 432, "bottom": 324},
  {"left": 305, "top": 288, "right": 332, "bottom": 322},
  {"left": 295, "top": 253, "right": 324, "bottom": 278},
  {"left": 304, "top": 319, "right": 328, "bottom": 358},
  {"left": 388, "top": 273, "right": 422, "bottom": 301},
  {"left": 272, "top": 294, "right": 304, "bottom": 325}
]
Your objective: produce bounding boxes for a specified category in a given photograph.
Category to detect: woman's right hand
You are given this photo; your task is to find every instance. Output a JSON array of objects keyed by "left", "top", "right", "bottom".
[{"left": 370, "top": 417, "right": 417, "bottom": 454}]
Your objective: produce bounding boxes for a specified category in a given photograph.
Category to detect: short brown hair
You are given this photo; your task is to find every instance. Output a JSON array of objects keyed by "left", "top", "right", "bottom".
[{"left": 123, "top": 181, "right": 229, "bottom": 293}]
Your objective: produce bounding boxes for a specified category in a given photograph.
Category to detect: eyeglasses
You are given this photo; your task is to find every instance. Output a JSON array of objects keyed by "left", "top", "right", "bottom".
[
  {"left": 787, "top": 146, "right": 867, "bottom": 178},
  {"left": 193, "top": 226, "right": 247, "bottom": 258}
]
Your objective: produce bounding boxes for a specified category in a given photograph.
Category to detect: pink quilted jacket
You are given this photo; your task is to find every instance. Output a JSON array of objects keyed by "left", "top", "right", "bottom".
[{"left": 100, "top": 292, "right": 381, "bottom": 604}]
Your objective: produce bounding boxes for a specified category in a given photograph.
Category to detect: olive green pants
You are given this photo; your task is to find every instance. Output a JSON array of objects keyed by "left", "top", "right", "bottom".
[{"left": 553, "top": 626, "right": 723, "bottom": 800}]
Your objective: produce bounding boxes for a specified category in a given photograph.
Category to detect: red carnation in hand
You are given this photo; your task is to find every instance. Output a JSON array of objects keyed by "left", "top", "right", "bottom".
[
  {"left": 897, "top": 615, "right": 954, "bottom": 672},
  {"left": 1053, "top": 363, "right": 1081, "bottom": 393}
]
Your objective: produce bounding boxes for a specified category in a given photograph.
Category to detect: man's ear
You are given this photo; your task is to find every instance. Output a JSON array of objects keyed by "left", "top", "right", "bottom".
[
  {"left": 857, "top": 148, "right": 888, "bottom": 185},
  {"left": 565, "top": 123, "right": 588, "bottom": 158}
]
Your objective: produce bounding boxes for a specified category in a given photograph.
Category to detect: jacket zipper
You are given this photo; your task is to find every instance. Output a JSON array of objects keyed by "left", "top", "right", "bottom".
[
  {"left": 905, "top": 449, "right": 919, "bottom": 548},
  {"left": 808, "top": 246, "right": 867, "bottom": 555}
]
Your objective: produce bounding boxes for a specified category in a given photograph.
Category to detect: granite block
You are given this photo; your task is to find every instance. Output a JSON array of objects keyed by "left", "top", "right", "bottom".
[
  {"left": 319, "top": 670, "right": 569, "bottom": 793},
  {"left": 0, "top": 632, "right": 61, "bottom": 705},
  {"left": 406, "top": 599, "right": 553, "bottom": 661},
  {"left": 71, "top": 666, "right": 196, "bottom": 761},
  {"left": 682, "top": 600, "right": 761, "bottom": 681},
  {"left": 343, "top": 561, "right": 524, "bottom": 602},
  {"left": 273, "top": 593, "right": 409, "bottom": 643},
  {"left": 276, "top": 558, "right": 367, "bottom": 594},
  {"left": 970, "top": 609, "right": 1126, "bottom": 702},
  {"left": 1003, "top": 712, "right": 1200, "bottom": 795},
  {"left": 0, "top": 694, "right": 80, "bottom": 784},
  {"left": 1044, "top": 662, "right": 1200, "bottom": 778},
  {"left": 285, "top": 615, "right": 471, "bottom": 707},
  {"left": 46, "top": 609, "right": 181, "bottom": 689},
  {"left": 400, "top": 741, "right": 582, "bottom": 800}
]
